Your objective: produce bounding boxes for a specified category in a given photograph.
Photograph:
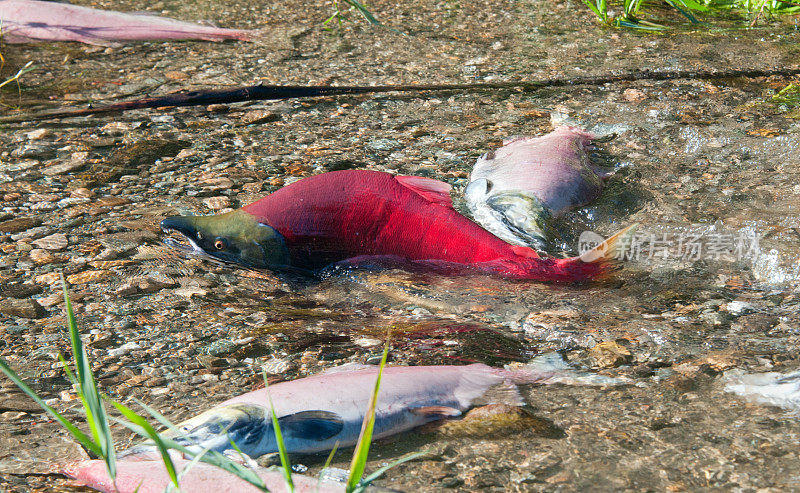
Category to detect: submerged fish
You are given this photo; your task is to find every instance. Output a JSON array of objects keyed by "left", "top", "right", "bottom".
[
  {"left": 161, "top": 170, "right": 633, "bottom": 282},
  {"left": 64, "top": 458, "right": 344, "bottom": 493},
  {"left": 120, "top": 356, "right": 623, "bottom": 460},
  {"left": 0, "top": 0, "right": 251, "bottom": 45},
  {"left": 465, "top": 126, "right": 614, "bottom": 249}
]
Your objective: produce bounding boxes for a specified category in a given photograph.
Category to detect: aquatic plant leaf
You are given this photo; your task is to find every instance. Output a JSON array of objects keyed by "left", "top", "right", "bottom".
[
  {"left": 61, "top": 275, "right": 117, "bottom": 479},
  {"left": 341, "top": 0, "right": 382, "bottom": 26},
  {"left": 0, "top": 358, "right": 104, "bottom": 457},
  {"left": 346, "top": 344, "right": 389, "bottom": 492},
  {"left": 356, "top": 451, "right": 428, "bottom": 491},
  {"left": 109, "top": 399, "right": 179, "bottom": 489},
  {"left": 264, "top": 369, "right": 294, "bottom": 492}
]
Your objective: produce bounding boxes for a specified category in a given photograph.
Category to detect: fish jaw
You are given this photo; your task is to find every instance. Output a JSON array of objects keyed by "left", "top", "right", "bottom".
[
  {"left": 120, "top": 403, "right": 274, "bottom": 461},
  {"left": 160, "top": 209, "right": 291, "bottom": 270},
  {"left": 465, "top": 179, "right": 551, "bottom": 249}
]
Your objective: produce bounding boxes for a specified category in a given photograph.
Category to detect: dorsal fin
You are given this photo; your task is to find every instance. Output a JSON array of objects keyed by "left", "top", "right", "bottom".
[
  {"left": 511, "top": 245, "right": 539, "bottom": 259},
  {"left": 396, "top": 175, "right": 453, "bottom": 207}
]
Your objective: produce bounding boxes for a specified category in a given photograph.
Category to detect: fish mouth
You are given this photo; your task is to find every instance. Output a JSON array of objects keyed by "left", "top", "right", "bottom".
[{"left": 162, "top": 227, "right": 202, "bottom": 254}]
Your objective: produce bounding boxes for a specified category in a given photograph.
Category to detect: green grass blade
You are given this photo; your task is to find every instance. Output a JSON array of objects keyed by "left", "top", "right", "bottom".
[
  {"left": 61, "top": 275, "right": 116, "bottom": 479},
  {"left": 346, "top": 344, "right": 389, "bottom": 492},
  {"left": 663, "top": 0, "right": 702, "bottom": 22},
  {"left": 354, "top": 451, "right": 428, "bottom": 492},
  {"left": 263, "top": 369, "right": 294, "bottom": 492},
  {"left": 109, "top": 399, "right": 179, "bottom": 489},
  {"left": 341, "top": 0, "right": 382, "bottom": 25},
  {"left": 317, "top": 442, "right": 340, "bottom": 487},
  {"left": 0, "top": 358, "right": 103, "bottom": 457}
]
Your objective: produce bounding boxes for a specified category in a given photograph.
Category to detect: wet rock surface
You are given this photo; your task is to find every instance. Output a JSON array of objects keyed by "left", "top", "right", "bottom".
[{"left": 2, "top": 0, "right": 800, "bottom": 491}]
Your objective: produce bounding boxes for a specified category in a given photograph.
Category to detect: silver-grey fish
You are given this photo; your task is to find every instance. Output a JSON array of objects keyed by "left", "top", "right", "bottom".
[
  {"left": 121, "top": 355, "right": 622, "bottom": 460},
  {"left": 465, "top": 126, "right": 613, "bottom": 249}
]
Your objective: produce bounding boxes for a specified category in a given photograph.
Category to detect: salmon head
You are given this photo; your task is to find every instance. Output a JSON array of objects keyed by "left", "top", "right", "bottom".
[
  {"left": 120, "top": 403, "right": 272, "bottom": 460},
  {"left": 465, "top": 178, "right": 554, "bottom": 249},
  {"left": 160, "top": 209, "right": 291, "bottom": 269}
]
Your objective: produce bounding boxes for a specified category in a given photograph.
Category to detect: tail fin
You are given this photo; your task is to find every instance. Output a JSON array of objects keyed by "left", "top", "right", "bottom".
[
  {"left": 503, "top": 352, "right": 630, "bottom": 387},
  {"left": 552, "top": 223, "right": 638, "bottom": 282}
]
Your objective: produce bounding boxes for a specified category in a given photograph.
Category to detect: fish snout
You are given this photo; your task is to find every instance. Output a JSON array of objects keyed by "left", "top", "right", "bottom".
[{"left": 160, "top": 215, "right": 197, "bottom": 238}]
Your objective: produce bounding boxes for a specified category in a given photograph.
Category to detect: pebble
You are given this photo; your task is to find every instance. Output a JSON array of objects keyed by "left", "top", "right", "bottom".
[
  {"left": 724, "top": 301, "right": 756, "bottom": 316},
  {"left": 589, "top": 340, "right": 633, "bottom": 368},
  {"left": 353, "top": 337, "right": 382, "bottom": 348},
  {"left": 0, "top": 217, "right": 41, "bottom": 234},
  {"left": 115, "top": 277, "right": 178, "bottom": 296},
  {"left": 108, "top": 341, "right": 141, "bottom": 357},
  {"left": 0, "top": 299, "right": 46, "bottom": 319},
  {"left": 202, "top": 196, "right": 231, "bottom": 210},
  {"left": 623, "top": 88, "right": 647, "bottom": 102},
  {"left": 41, "top": 159, "right": 87, "bottom": 177},
  {"left": 31, "top": 233, "right": 68, "bottom": 251},
  {"left": 25, "top": 129, "right": 52, "bottom": 140},
  {"left": 29, "top": 248, "right": 58, "bottom": 265}
]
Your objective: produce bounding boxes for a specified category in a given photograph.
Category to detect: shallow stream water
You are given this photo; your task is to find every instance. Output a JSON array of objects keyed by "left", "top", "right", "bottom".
[{"left": 1, "top": 0, "right": 800, "bottom": 491}]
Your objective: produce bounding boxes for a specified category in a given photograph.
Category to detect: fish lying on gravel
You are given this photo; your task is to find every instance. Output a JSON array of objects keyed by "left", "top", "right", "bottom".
[
  {"left": 64, "top": 457, "right": 344, "bottom": 493},
  {"left": 724, "top": 369, "right": 800, "bottom": 411},
  {"left": 0, "top": 0, "right": 251, "bottom": 45},
  {"left": 120, "top": 355, "right": 624, "bottom": 460},
  {"left": 161, "top": 170, "right": 634, "bottom": 282},
  {"left": 465, "top": 126, "right": 614, "bottom": 249}
]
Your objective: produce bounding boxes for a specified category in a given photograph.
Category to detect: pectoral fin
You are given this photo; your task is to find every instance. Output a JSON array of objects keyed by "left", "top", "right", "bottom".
[
  {"left": 410, "top": 406, "right": 462, "bottom": 418},
  {"left": 277, "top": 410, "right": 344, "bottom": 441}
]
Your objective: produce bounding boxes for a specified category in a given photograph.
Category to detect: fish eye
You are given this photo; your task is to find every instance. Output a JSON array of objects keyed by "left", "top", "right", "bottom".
[
  {"left": 197, "top": 232, "right": 204, "bottom": 240},
  {"left": 214, "top": 237, "right": 228, "bottom": 250}
]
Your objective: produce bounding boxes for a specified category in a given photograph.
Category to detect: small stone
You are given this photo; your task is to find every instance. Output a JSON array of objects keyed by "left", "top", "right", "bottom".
[
  {"left": 0, "top": 217, "right": 41, "bottom": 234},
  {"left": 29, "top": 248, "right": 57, "bottom": 265},
  {"left": 623, "top": 88, "right": 647, "bottom": 102},
  {"left": 70, "top": 188, "right": 95, "bottom": 199},
  {"left": 108, "top": 341, "right": 141, "bottom": 357},
  {"left": 25, "top": 129, "right": 52, "bottom": 140},
  {"left": 35, "top": 272, "right": 61, "bottom": 285},
  {"left": 724, "top": 300, "right": 756, "bottom": 316},
  {"left": 0, "top": 396, "right": 43, "bottom": 413},
  {"left": 175, "top": 148, "right": 198, "bottom": 160},
  {"left": 203, "top": 196, "right": 231, "bottom": 210},
  {"left": 174, "top": 286, "right": 207, "bottom": 298},
  {"left": 0, "top": 299, "right": 46, "bottom": 319},
  {"left": 242, "top": 110, "right": 281, "bottom": 125},
  {"left": 0, "top": 411, "right": 27, "bottom": 421},
  {"left": 353, "top": 337, "right": 382, "bottom": 348},
  {"left": 206, "top": 104, "right": 229, "bottom": 113},
  {"left": 197, "top": 355, "right": 228, "bottom": 369},
  {"left": 1, "top": 283, "right": 42, "bottom": 299},
  {"left": 202, "top": 177, "right": 234, "bottom": 191},
  {"left": 116, "top": 277, "right": 178, "bottom": 296},
  {"left": 32, "top": 233, "right": 68, "bottom": 251},
  {"left": 66, "top": 270, "right": 112, "bottom": 284},
  {"left": 41, "top": 160, "right": 86, "bottom": 176},
  {"left": 589, "top": 340, "right": 633, "bottom": 368}
]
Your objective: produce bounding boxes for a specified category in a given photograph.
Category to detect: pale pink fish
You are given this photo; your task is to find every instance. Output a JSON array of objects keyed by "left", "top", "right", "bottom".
[
  {"left": 120, "top": 356, "right": 623, "bottom": 461},
  {"left": 63, "top": 458, "right": 344, "bottom": 493},
  {"left": 465, "top": 126, "right": 614, "bottom": 248},
  {"left": 0, "top": 0, "right": 251, "bottom": 45}
]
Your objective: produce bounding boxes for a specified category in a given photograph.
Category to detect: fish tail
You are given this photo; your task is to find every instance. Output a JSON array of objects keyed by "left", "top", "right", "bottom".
[
  {"left": 500, "top": 353, "right": 629, "bottom": 386},
  {"left": 551, "top": 223, "right": 639, "bottom": 282}
]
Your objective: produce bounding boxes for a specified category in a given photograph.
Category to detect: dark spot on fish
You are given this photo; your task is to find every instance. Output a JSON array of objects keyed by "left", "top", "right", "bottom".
[{"left": 278, "top": 410, "right": 344, "bottom": 440}]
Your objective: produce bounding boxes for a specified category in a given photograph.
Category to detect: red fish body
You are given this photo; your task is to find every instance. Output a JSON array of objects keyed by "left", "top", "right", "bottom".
[{"left": 238, "top": 170, "right": 610, "bottom": 282}]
